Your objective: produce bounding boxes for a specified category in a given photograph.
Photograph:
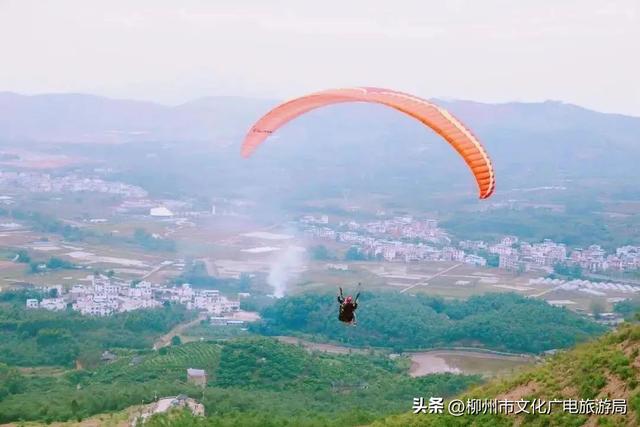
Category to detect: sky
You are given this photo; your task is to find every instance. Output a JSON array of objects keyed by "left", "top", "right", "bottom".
[{"left": 1, "top": 0, "right": 638, "bottom": 115}]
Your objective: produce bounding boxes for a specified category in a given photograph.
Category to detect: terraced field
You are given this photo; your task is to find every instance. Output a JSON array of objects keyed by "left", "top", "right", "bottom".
[
  {"left": 0, "top": 334, "right": 482, "bottom": 425},
  {"left": 148, "top": 342, "right": 221, "bottom": 372},
  {"left": 91, "top": 342, "right": 221, "bottom": 384}
]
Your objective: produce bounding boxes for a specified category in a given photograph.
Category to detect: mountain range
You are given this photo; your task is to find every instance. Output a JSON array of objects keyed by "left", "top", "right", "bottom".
[{"left": 1, "top": 91, "right": 639, "bottom": 200}]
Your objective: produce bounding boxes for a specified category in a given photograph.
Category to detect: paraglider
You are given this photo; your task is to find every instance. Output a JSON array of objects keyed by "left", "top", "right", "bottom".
[
  {"left": 337, "top": 284, "right": 361, "bottom": 325},
  {"left": 241, "top": 87, "right": 496, "bottom": 199},
  {"left": 241, "top": 88, "right": 496, "bottom": 325}
]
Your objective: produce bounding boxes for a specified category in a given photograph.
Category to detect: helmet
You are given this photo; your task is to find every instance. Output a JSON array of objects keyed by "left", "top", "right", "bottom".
[{"left": 345, "top": 296, "right": 353, "bottom": 304}]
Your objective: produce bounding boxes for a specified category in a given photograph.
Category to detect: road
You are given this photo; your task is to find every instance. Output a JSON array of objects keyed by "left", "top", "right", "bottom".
[
  {"left": 399, "top": 263, "right": 463, "bottom": 294},
  {"left": 275, "top": 336, "right": 368, "bottom": 355},
  {"left": 153, "top": 312, "right": 207, "bottom": 350},
  {"left": 530, "top": 286, "right": 561, "bottom": 298},
  {"left": 141, "top": 260, "right": 173, "bottom": 280}
]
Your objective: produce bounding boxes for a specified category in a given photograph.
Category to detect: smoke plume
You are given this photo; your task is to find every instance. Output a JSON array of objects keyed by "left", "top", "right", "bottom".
[{"left": 267, "top": 245, "right": 306, "bottom": 298}]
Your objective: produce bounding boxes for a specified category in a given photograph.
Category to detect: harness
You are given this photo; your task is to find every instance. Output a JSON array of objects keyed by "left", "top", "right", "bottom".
[{"left": 338, "top": 284, "right": 361, "bottom": 322}]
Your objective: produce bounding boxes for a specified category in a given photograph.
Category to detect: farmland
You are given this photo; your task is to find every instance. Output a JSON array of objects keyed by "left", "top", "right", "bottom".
[
  {"left": 0, "top": 186, "right": 599, "bottom": 314},
  {"left": 0, "top": 336, "right": 481, "bottom": 425}
]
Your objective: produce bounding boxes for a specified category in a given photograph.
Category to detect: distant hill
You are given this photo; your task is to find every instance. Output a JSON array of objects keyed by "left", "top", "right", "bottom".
[
  {"left": 1, "top": 91, "right": 638, "bottom": 152},
  {"left": 372, "top": 322, "right": 640, "bottom": 426},
  {"left": 0, "top": 91, "right": 273, "bottom": 144},
  {"left": 2, "top": 91, "right": 640, "bottom": 203},
  {"left": 2, "top": 90, "right": 639, "bottom": 173}
]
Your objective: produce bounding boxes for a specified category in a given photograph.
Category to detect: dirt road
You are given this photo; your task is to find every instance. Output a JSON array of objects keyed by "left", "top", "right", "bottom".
[
  {"left": 153, "top": 312, "right": 207, "bottom": 349},
  {"left": 399, "top": 263, "right": 463, "bottom": 294}
]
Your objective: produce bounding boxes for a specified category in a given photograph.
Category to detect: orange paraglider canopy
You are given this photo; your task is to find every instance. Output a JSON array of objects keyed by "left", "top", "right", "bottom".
[{"left": 241, "top": 87, "right": 495, "bottom": 199}]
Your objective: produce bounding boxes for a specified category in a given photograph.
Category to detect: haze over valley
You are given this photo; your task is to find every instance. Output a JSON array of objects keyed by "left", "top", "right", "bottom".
[{"left": 1, "top": 1, "right": 639, "bottom": 425}]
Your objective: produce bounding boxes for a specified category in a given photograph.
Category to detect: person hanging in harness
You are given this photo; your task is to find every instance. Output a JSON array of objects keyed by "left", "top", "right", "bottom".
[{"left": 337, "top": 284, "right": 360, "bottom": 325}]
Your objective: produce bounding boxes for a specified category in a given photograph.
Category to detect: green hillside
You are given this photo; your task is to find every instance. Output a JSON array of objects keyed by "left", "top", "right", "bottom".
[
  {"left": 0, "top": 337, "right": 480, "bottom": 425},
  {"left": 254, "top": 293, "right": 606, "bottom": 353},
  {"left": 371, "top": 323, "right": 640, "bottom": 427},
  {"left": 0, "top": 341, "right": 218, "bottom": 423},
  {"left": 0, "top": 291, "right": 195, "bottom": 367},
  {"left": 0, "top": 293, "right": 613, "bottom": 426}
]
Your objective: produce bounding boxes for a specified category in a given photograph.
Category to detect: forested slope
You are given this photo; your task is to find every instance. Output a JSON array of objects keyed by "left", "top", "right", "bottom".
[
  {"left": 372, "top": 323, "right": 640, "bottom": 426},
  {"left": 254, "top": 293, "right": 605, "bottom": 353}
]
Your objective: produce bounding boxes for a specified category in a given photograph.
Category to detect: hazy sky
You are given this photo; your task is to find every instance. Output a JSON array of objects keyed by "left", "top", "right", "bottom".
[{"left": 1, "top": 0, "right": 638, "bottom": 115}]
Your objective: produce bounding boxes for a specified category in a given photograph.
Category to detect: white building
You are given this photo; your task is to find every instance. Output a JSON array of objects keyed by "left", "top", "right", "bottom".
[
  {"left": 465, "top": 254, "right": 487, "bottom": 267},
  {"left": 39, "top": 298, "right": 67, "bottom": 311},
  {"left": 149, "top": 206, "right": 174, "bottom": 217},
  {"left": 499, "top": 253, "right": 520, "bottom": 271},
  {"left": 70, "top": 284, "right": 88, "bottom": 295},
  {"left": 501, "top": 235, "right": 519, "bottom": 246}
]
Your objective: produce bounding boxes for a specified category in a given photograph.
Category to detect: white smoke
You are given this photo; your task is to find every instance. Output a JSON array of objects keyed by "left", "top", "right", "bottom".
[{"left": 267, "top": 245, "right": 306, "bottom": 298}]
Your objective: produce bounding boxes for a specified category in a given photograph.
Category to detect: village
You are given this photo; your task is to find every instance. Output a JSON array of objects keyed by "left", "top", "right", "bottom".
[
  {"left": 0, "top": 170, "right": 148, "bottom": 199},
  {"left": 467, "top": 237, "right": 640, "bottom": 274},
  {"left": 25, "top": 274, "right": 242, "bottom": 319},
  {"left": 299, "top": 215, "right": 640, "bottom": 275},
  {"left": 302, "top": 214, "right": 488, "bottom": 266}
]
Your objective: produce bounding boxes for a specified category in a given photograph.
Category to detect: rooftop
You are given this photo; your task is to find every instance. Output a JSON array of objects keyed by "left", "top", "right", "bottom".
[{"left": 187, "top": 368, "right": 206, "bottom": 377}]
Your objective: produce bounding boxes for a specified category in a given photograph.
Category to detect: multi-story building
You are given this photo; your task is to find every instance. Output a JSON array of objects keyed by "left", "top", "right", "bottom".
[{"left": 499, "top": 253, "right": 521, "bottom": 271}]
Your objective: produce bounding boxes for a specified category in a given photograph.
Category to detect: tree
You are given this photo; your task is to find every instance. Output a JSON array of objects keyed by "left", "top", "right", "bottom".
[
  {"left": 239, "top": 273, "right": 252, "bottom": 292},
  {"left": 254, "top": 292, "right": 605, "bottom": 354},
  {"left": 0, "top": 363, "right": 25, "bottom": 396},
  {"left": 171, "top": 335, "right": 182, "bottom": 346},
  {"left": 477, "top": 250, "right": 498, "bottom": 267},
  {"left": 590, "top": 300, "right": 605, "bottom": 320},
  {"left": 15, "top": 250, "right": 30, "bottom": 263},
  {"left": 46, "top": 257, "right": 75, "bottom": 270},
  {"left": 310, "top": 245, "right": 331, "bottom": 261},
  {"left": 486, "top": 254, "right": 499, "bottom": 268},
  {"left": 344, "top": 246, "right": 366, "bottom": 261},
  {"left": 553, "top": 263, "right": 583, "bottom": 279},
  {"left": 613, "top": 299, "right": 640, "bottom": 320},
  {"left": 29, "top": 261, "right": 42, "bottom": 273}
]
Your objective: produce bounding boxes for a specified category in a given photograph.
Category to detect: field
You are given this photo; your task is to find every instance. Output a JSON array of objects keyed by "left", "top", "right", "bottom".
[
  {"left": 0, "top": 227, "right": 170, "bottom": 285},
  {"left": 93, "top": 341, "right": 221, "bottom": 383},
  {"left": 292, "top": 260, "right": 563, "bottom": 303},
  {"left": 0, "top": 188, "right": 626, "bottom": 319},
  {"left": 2, "top": 215, "right": 608, "bottom": 314},
  {"left": 0, "top": 336, "right": 482, "bottom": 425}
]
